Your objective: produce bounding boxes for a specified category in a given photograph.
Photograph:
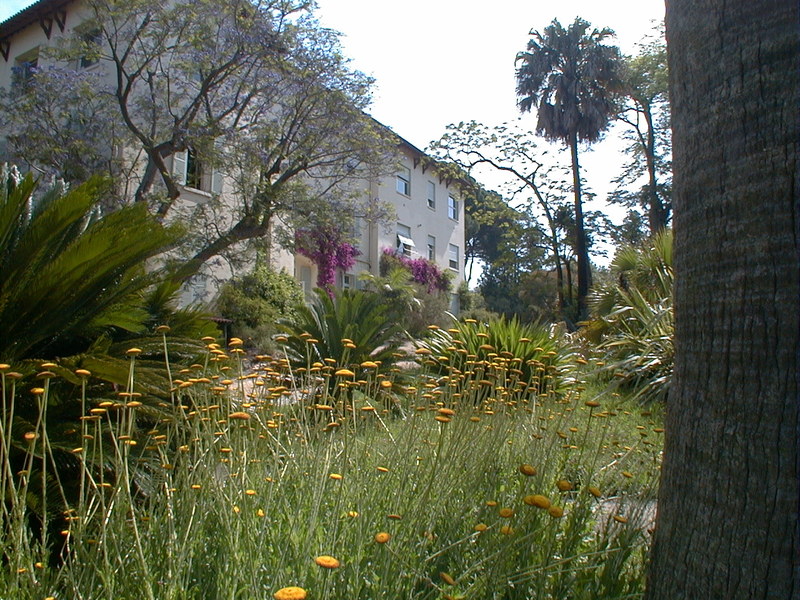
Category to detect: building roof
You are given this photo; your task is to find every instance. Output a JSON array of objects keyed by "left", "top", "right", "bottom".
[{"left": 1, "top": 0, "right": 73, "bottom": 37}]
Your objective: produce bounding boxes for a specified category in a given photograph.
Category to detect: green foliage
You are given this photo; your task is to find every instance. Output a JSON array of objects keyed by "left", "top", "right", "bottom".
[
  {"left": 0, "top": 346, "right": 661, "bottom": 599},
  {"left": 586, "top": 230, "right": 674, "bottom": 402},
  {"left": 277, "top": 288, "right": 405, "bottom": 378},
  {"left": 215, "top": 263, "right": 305, "bottom": 351},
  {"left": 0, "top": 171, "right": 215, "bottom": 559},
  {"left": 417, "top": 316, "right": 576, "bottom": 398},
  {"left": 359, "top": 254, "right": 453, "bottom": 337},
  {"left": 0, "top": 173, "right": 180, "bottom": 361}
]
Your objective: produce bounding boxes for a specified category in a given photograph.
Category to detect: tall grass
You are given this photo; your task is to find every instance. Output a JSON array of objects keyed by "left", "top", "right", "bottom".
[{"left": 0, "top": 334, "right": 662, "bottom": 600}]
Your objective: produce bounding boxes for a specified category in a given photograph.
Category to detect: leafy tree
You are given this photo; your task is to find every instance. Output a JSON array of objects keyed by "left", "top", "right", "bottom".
[
  {"left": 430, "top": 121, "right": 579, "bottom": 319},
  {"left": 516, "top": 17, "right": 623, "bottom": 320},
  {"left": 612, "top": 25, "right": 672, "bottom": 234},
  {"left": 645, "top": 1, "right": 798, "bottom": 597},
  {"left": 1, "top": 0, "right": 396, "bottom": 281}
]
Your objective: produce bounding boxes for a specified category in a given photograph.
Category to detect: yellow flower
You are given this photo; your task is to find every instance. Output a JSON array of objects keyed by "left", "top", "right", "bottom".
[
  {"left": 440, "top": 572, "right": 456, "bottom": 585},
  {"left": 334, "top": 369, "right": 355, "bottom": 377},
  {"left": 547, "top": 505, "right": 564, "bottom": 518},
  {"left": 329, "top": 473, "right": 343, "bottom": 480},
  {"left": 125, "top": 348, "right": 142, "bottom": 356},
  {"left": 622, "top": 471, "right": 634, "bottom": 478},
  {"left": 499, "top": 525, "right": 514, "bottom": 535},
  {"left": 523, "top": 494, "right": 551, "bottom": 509},
  {"left": 314, "top": 555, "right": 341, "bottom": 569},
  {"left": 587, "top": 486, "right": 602, "bottom": 498},
  {"left": 361, "top": 360, "right": 378, "bottom": 369},
  {"left": 556, "top": 479, "right": 573, "bottom": 492},
  {"left": 498, "top": 507, "right": 514, "bottom": 518},
  {"left": 374, "top": 532, "right": 391, "bottom": 544},
  {"left": 613, "top": 515, "right": 628, "bottom": 524},
  {"left": 519, "top": 464, "right": 537, "bottom": 476},
  {"left": 229, "top": 411, "right": 251, "bottom": 420},
  {"left": 273, "top": 586, "right": 307, "bottom": 600},
  {"left": 474, "top": 523, "right": 488, "bottom": 532}
]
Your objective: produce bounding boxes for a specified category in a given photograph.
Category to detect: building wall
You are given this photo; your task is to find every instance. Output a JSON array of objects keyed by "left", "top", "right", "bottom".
[{"left": 1, "top": 0, "right": 465, "bottom": 310}]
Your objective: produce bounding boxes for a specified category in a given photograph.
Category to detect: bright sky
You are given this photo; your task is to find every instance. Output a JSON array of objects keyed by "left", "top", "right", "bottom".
[{"left": 2, "top": 0, "right": 666, "bottom": 244}]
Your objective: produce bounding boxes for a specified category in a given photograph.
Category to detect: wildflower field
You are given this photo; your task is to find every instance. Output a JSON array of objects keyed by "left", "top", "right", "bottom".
[{"left": 0, "top": 324, "right": 663, "bottom": 600}]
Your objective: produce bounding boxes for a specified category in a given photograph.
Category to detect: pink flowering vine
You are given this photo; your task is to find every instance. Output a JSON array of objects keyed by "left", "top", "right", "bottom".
[{"left": 296, "top": 226, "right": 359, "bottom": 294}]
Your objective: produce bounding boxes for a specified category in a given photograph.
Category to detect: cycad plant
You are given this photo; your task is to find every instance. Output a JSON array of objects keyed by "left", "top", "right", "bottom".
[
  {"left": 0, "top": 169, "right": 212, "bottom": 561},
  {"left": 586, "top": 229, "right": 673, "bottom": 402},
  {"left": 277, "top": 288, "right": 406, "bottom": 391}
]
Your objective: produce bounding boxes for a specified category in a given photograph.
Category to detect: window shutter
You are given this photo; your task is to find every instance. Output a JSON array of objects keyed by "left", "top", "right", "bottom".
[
  {"left": 211, "top": 169, "right": 223, "bottom": 195},
  {"left": 173, "top": 150, "right": 188, "bottom": 185}
]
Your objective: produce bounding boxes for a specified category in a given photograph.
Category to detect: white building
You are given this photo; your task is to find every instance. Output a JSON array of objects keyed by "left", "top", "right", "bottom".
[{"left": 0, "top": 0, "right": 465, "bottom": 309}]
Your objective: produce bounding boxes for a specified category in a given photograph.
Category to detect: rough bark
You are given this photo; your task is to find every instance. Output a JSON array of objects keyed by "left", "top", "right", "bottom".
[{"left": 645, "top": 1, "right": 799, "bottom": 599}]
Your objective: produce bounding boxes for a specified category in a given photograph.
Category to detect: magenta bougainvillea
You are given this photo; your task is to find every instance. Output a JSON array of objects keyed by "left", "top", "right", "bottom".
[
  {"left": 295, "top": 226, "right": 359, "bottom": 294},
  {"left": 381, "top": 248, "right": 451, "bottom": 293}
]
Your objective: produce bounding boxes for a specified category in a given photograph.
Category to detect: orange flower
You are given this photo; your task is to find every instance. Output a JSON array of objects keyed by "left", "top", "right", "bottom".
[
  {"left": 314, "top": 555, "right": 341, "bottom": 568},
  {"left": 273, "top": 586, "right": 307, "bottom": 600},
  {"left": 374, "top": 532, "right": 391, "bottom": 544},
  {"left": 523, "top": 494, "right": 551, "bottom": 509}
]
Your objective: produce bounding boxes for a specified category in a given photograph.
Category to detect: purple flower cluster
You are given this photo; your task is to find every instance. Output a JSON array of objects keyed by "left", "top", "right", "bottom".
[
  {"left": 296, "top": 226, "right": 359, "bottom": 294},
  {"left": 381, "top": 248, "right": 450, "bottom": 293}
]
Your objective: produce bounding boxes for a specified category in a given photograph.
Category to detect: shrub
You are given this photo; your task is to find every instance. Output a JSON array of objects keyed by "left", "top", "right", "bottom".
[
  {"left": 361, "top": 250, "right": 454, "bottom": 337},
  {"left": 585, "top": 230, "right": 674, "bottom": 403},
  {"left": 215, "top": 263, "right": 305, "bottom": 351},
  {"left": 276, "top": 287, "right": 406, "bottom": 392},
  {"left": 417, "top": 315, "right": 576, "bottom": 401}
]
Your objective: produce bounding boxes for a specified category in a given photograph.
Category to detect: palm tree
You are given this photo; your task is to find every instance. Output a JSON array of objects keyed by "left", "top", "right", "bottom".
[{"left": 515, "top": 17, "right": 622, "bottom": 321}]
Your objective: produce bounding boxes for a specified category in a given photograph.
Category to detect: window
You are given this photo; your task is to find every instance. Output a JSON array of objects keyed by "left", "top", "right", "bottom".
[
  {"left": 448, "top": 244, "right": 459, "bottom": 271},
  {"left": 173, "top": 148, "right": 223, "bottom": 194},
  {"left": 427, "top": 235, "right": 436, "bottom": 261},
  {"left": 448, "top": 195, "right": 459, "bottom": 220},
  {"left": 186, "top": 148, "right": 204, "bottom": 190},
  {"left": 13, "top": 47, "right": 39, "bottom": 90},
  {"left": 79, "top": 29, "right": 102, "bottom": 69},
  {"left": 396, "top": 166, "right": 411, "bottom": 196},
  {"left": 426, "top": 181, "right": 436, "bottom": 209},
  {"left": 342, "top": 273, "right": 353, "bottom": 289},
  {"left": 397, "top": 223, "right": 414, "bottom": 257}
]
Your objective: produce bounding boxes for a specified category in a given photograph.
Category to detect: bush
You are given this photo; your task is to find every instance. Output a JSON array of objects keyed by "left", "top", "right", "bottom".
[
  {"left": 416, "top": 315, "right": 577, "bottom": 401},
  {"left": 215, "top": 263, "right": 305, "bottom": 351},
  {"left": 585, "top": 230, "right": 673, "bottom": 403},
  {"left": 359, "top": 250, "right": 454, "bottom": 337},
  {"left": 277, "top": 287, "right": 406, "bottom": 390}
]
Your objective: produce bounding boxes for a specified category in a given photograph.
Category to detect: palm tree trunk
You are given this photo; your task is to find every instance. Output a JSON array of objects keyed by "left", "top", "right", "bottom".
[
  {"left": 642, "top": 106, "right": 667, "bottom": 232},
  {"left": 569, "top": 133, "right": 591, "bottom": 321},
  {"left": 645, "top": 1, "right": 798, "bottom": 598}
]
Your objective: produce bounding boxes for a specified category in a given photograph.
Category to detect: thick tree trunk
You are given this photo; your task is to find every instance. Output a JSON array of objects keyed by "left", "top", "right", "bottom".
[
  {"left": 569, "top": 134, "right": 591, "bottom": 321},
  {"left": 645, "top": 2, "right": 799, "bottom": 599}
]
